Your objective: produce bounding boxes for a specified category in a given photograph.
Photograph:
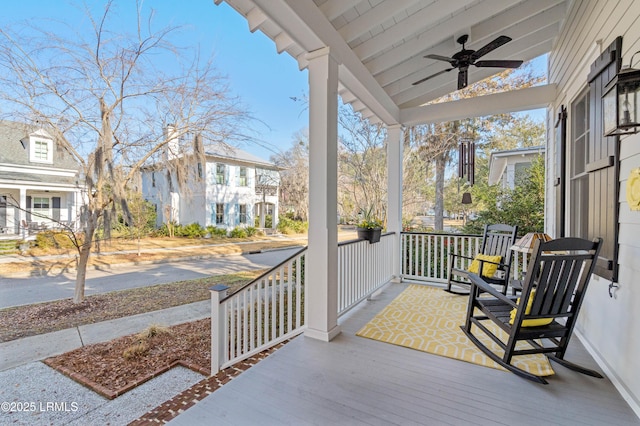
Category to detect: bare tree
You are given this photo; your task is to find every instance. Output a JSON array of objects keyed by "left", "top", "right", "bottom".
[
  {"left": 273, "top": 129, "right": 309, "bottom": 221},
  {"left": 338, "top": 105, "right": 387, "bottom": 223},
  {"left": 0, "top": 1, "right": 248, "bottom": 302}
]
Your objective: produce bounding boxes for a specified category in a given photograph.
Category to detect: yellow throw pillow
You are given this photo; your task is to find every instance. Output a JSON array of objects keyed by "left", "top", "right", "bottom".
[
  {"left": 509, "top": 289, "right": 554, "bottom": 327},
  {"left": 467, "top": 254, "right": 502, "bottom": 278}
]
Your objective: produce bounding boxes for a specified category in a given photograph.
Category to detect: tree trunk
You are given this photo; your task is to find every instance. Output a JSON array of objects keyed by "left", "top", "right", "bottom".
[
  {"left": 73, "top": 211, "right": 96, "bottom": 303},
  {"left": 434, "top": 153, "right": 446, "bottom": 231},
  {"left": 74, "top": 245, "right": 90, "bottom": 303}
]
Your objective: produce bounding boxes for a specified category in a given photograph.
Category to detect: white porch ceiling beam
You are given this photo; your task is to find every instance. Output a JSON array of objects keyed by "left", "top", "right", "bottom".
[
  {"left": 272, "top": 0, "right": 399, "bottom": 124},
  {"left": 354, "top": 0, "right": 477, "bottom": 63},
  {"left": 365, "top": 0, "right": 518, "bottom": 76},
  {"left": 471, "top": 0, "right": 566, "bottom": 41},
  {"left": 247, "top": 7, "right": 268, "bottom": 32},
  {"left": 319, "top": 0, "right": 363, "bottom": 22},
  {"left": 338, "top": 0, "right": 421, "bottom": 44},
  {"left": 399, "top": 84, "right": 557, "bottom": 126},
  {"left": 274, "top": 32, "right": 294, "bottom": 53}
]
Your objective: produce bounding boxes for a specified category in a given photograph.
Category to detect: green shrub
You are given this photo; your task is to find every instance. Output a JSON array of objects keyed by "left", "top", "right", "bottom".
[
  {"left": 175, "top": 223, "right": 206, "bottom": 239},
  {"left": 277, "top": 216, "right": 308, "bottom": 234},
  {"left": 229, "top": 227, "right": 248, "bottom": 238},
  {"left": 245, "top": 226, "right": 258, "bottom": 237},
  {"left": 206, "top": 225, "right": 228, "bottom": 237}
]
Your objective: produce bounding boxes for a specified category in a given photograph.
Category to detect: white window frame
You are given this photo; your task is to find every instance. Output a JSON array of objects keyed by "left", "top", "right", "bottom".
[
  {"left": 30, "top": 138, "right": 53, "bottom": 164},
  {"left": 215, "top": 203, "right": 225, "bottom": 225},
  {"left": 238, "top": 204, "right": 247, "bottom": 224},
  {"left": 238, "top": 167, "right": 248, "bottom": 187},
  {"left": 216, "top": 164, "right": 226, "bottom": 185},
  {"left": 32, "top": 196, "right": 51, "bottom": 218}
]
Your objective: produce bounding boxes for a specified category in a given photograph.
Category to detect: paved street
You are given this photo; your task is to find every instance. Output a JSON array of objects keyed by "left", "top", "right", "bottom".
[{"left": 0, "top": 247, "right": 301, "bottom": 309}]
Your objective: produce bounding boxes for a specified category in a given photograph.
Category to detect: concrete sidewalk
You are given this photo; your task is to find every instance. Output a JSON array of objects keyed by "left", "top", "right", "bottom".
[{"left": 0, "top": 300, "right": 210, "bottom": 371}]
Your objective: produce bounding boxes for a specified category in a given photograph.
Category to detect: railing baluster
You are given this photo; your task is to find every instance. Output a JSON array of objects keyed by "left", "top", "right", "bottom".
[{"left": 400, "top": 232, "right": 482, "bottom": 283}]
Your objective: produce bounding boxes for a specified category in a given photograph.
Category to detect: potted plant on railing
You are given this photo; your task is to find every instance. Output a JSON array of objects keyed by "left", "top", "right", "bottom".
[{"left": 357, "top": 209, "right": 383, "bottom": 244}]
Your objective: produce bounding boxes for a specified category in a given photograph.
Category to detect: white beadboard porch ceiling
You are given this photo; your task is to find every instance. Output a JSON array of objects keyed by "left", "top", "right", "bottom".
[{"left": 215, "top": 0, "right": 567, "bottom": 125}]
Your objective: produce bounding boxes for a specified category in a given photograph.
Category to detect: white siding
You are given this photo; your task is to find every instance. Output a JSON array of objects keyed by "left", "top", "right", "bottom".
[{"left": 547, "top": 0, "right": 640, "bottom": 413}]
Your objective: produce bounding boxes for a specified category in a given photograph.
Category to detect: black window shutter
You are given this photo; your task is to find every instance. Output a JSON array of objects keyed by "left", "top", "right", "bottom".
[
  {"left": 26, "top": 196, "right": 32, "bottom": 222},
  {"left": 52, "top": 197, "right": 61, "bottom": 221},
  {"left": 586, "top": 36, "right": 622, "bottom": 281}
]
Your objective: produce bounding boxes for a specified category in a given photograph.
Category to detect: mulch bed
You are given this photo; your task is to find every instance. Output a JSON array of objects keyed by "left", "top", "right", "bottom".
[
  {"left": 44, "top": 319, "right": 211, "bottom": 400},
  {"left": 44, "top": 316, "right": 286, "bottom": 424}
]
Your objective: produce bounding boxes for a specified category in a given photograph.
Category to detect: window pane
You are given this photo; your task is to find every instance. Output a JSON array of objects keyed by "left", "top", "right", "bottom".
[
  {"left": 34, "top": 140, "right": 49, "bottom": 160},
  {"left": 216, "top": 164, "right": 225, "bottom": 185},
  {"left": 239, "top": 204, "right": 247, "bottom": 224},
  {"left": 569, "top": 88, "right": 589, "bottom": 239},
  {"left": 239, "top": 167, "right": 247, "bottom": 186},
  {"left": 216, "top": 203, "right": 224, "bottom": 224}
]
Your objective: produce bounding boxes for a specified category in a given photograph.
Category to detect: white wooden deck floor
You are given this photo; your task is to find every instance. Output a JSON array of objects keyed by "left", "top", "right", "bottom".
[{"left": 170, "top": 282, "right": 639, "bottom": 426}]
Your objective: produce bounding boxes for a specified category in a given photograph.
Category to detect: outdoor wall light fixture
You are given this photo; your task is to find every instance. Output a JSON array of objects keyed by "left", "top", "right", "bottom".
[{"left": 603, "top": 50, "right": 640, "bottom": 137}]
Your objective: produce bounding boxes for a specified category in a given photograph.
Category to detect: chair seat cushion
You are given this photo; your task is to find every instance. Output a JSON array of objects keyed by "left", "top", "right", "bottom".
[
  {"left": 467, "top": 254, "right": 502, "bottom": 278},
  {"left": 510, "top": 289, "right": 553, "bottom": 327}
]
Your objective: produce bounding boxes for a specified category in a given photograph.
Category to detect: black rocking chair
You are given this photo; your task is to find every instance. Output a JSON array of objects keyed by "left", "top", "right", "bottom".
[
  {"left": 445, "top": 224, "right": 518, "bottom": 295},
  {"left": 461, "top": 237, "right": 603, "bottom": 384}
]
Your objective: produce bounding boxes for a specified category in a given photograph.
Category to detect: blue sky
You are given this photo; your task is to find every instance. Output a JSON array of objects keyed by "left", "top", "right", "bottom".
[
  {"left": 1, "top": 0, "right": 309, "bottom": 160},
  {"left": 2, "top": 1, "right": 544, "bottom": 161}
]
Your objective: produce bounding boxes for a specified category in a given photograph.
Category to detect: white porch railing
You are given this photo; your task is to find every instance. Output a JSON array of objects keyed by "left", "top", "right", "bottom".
[
  {"left": 401, "top": 232, "right": 526, "bottom": 284},
  {"left": 211, "top": 247, "right": 307, "bottom": 373},
  {"left": 210, "top": 232, "right": 397, "bottom": 374},
  {"left": 337, "top": 232, "right": 396, "bottom": 315}
]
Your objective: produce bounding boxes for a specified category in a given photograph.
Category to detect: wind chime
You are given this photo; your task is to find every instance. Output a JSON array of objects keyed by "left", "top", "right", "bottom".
[{"left": 458, "top": 138, "right": 475, "bottom": 204}]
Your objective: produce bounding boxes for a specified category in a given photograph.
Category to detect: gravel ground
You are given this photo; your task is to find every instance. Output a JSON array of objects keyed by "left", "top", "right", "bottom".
[{"left": 0, "top": 362, "right": 204, "bottom": 426}]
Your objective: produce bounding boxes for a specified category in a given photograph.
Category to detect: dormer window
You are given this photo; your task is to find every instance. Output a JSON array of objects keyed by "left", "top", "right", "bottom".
[{"left": 29, "top": 136, "right": 53, "bottom": 164}]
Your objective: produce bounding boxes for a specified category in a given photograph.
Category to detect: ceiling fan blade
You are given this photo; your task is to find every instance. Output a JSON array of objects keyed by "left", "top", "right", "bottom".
[
  {"left": 474, "top": 59, "right": 523, "bottom": 68},
  {"left": 412, "top": 68, "right": 454, "bottom": 86},
  {"left": 457, "top": 69, "right": 468, "bottom": 90},
  {"left": 425, "top": 54, "right": 456, "bottom": 64},
  {"left": 470, "top": 35, "right": 512, "bottom": 61}
]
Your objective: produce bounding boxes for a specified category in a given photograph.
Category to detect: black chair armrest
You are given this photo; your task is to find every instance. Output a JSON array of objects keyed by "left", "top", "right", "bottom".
[
  {"left": 449, "top": 253, "right": 475, "bottom": 261},
  {"left": 467, "top": 273, "right": 517, "bottom": 308}
]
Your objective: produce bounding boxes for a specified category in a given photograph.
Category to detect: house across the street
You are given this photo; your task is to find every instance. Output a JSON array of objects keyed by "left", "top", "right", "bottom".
[
  {"left": 0, "top": 120, "right": 84, "bottom": 237},
  {"left": 141, "top": 126, "right": 280, "bottom": 232}
]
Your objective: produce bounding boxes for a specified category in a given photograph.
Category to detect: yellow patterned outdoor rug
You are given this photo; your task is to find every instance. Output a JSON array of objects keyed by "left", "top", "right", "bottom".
[{"left": 356, "top": 284, "right": 554, "bottom": 376}]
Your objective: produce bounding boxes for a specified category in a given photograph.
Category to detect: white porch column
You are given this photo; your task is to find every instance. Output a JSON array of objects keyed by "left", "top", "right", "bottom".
[
  {"left": 304, "top": 46, "right": 340, "bottom": 342},
  {"left": 387, "top": 125, "right": 403, "bottom": 281},
  {"left": 18, "top": 188, "right": 26, "bottom": 236},
  {"left": 272, "top": 201, "right": 278, "bottom": 230}
]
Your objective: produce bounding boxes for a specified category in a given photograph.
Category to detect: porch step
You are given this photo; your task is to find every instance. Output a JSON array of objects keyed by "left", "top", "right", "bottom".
[{"left": 0, "top": 239, "right": 19, "bottom": 254}]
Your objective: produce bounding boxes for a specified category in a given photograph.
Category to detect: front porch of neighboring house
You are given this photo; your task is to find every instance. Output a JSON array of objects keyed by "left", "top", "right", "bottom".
[
  {"left": 173, "top": 233, "right": 638, "bottom": 424},
  {"left": 0, "top": 186, "right": 82, "bottom": 239}
]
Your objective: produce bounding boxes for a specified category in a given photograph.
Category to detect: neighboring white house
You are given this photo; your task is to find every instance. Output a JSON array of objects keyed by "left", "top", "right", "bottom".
[
  {"left": 0, "top": 120, "right": 84, "bottom": 237},
  {"left": 488, "top": 145, "right": 545, "bottom": 189},
  {"left": 141, "top": 137, "right": 279, "bottom": 232}
]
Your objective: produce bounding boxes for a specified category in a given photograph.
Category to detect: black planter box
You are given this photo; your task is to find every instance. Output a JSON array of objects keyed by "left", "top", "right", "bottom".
[{"left": 357, "top": 227, "right": 382, "bottom": 243}]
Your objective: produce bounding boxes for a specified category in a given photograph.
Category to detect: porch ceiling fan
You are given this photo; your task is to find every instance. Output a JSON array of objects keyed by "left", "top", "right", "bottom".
[{"left": 412, "top": 34, "right": 524, "bottom": 90}]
